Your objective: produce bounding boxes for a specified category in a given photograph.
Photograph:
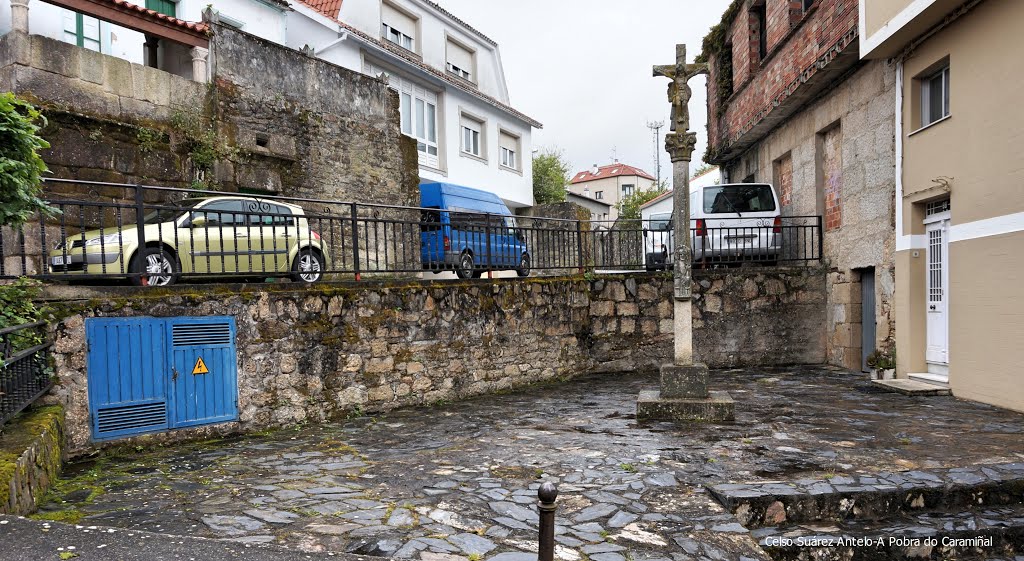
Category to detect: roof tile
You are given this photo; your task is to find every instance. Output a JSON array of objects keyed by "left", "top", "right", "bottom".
[{"left": 571, "top": 163, "right": 656, "bottom": 184}]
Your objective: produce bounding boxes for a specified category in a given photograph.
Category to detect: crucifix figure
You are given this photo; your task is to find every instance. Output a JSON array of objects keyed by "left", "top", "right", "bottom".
[
  {"left": 637, "top": 44, "right": 734, "bottom": 423},
  {"left": 653, "top": 45, "right": 708, "bottom": 133}
]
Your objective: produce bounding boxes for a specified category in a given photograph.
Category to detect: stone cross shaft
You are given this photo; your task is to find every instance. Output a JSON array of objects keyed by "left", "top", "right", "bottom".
[{"left": 636, "top": 43, "right": 733, "bottom": 423}]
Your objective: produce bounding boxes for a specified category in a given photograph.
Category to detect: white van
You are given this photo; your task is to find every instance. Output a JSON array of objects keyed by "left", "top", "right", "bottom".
[{"left": 643, "top": 183, "right": 782, "bottom": 270}]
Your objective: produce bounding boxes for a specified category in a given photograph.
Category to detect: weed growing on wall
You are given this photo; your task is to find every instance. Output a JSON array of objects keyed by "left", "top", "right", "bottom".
[
  {"left": 0, "top": 93, "right": 57, "bottom": 228},
  {"left": 0, "top": 277, "right": 48, "bottom": 356},
  {"left": 171, "top": 109, "right": 237, "bottom": 191}
]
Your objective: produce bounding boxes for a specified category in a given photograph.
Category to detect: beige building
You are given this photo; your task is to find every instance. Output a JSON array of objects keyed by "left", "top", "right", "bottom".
[
  {"left": 862, "top": 0, "right": 1024, "bottom": 411},
  {"left": 567, "top": 162, "right": 657, "bottom": 222}
]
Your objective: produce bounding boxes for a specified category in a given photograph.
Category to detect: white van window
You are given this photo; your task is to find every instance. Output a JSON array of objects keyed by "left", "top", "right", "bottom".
[
  {"left": 648, "top": 213, "right": 672, "bottom": 231},
  {"left": 703, "top": 185, "right": 776, "bottom": 214}
]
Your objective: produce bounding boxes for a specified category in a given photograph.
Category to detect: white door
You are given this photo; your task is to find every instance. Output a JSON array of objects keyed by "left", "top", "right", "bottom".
[{"left": 925, "top": 218, "right": 950, "bottom": 372}]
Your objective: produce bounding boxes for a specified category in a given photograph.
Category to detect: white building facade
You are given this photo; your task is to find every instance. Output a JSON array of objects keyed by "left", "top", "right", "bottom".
[{"left": 286, "top": 0, "right": 541, "bottom": 209}]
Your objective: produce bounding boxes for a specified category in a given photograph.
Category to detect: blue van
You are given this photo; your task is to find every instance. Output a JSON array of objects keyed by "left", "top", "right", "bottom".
[{"left": 419, "top": 182, "right": 530, "bottom": 278}]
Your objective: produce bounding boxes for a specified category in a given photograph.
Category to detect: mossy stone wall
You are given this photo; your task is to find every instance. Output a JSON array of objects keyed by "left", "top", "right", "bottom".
[{"left": 0, "top": 405, "right": 65, "bottom": 515}]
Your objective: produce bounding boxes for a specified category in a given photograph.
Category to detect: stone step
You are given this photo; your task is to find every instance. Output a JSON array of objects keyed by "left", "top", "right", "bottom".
[
  {"left": 708, "top": 463, "right": 1024, "bottom": 529},
  {"left": 751, "top": 503, "right": 1024, "bottom": 561}
]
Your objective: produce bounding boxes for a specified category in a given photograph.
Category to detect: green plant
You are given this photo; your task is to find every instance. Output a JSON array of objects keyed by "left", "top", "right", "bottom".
[
  {"left": 171, "top": 109, "right": 234, "bottom": 190},
  {"left": 532, "top": 147, "right": 571, "bottom": 205},
  {"left": 0, "top": 93, "right": 57, "bottom": 228},
  {"left": 616, "top": 181, "right": 667, "bottom": 220},
  {"left": 866, "top": 348, "right": 896, "bottom": 370},
  {"left": 135, "top": 126, "right": 162, "bottom": 154},
  {"left": 0, "top": 277, "right": 48, "bottom": 359}
]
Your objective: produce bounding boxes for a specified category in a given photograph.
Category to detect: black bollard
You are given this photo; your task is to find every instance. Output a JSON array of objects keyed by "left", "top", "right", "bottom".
[{"left": 537, "top": 481, "right": 558, "bottom": 561}]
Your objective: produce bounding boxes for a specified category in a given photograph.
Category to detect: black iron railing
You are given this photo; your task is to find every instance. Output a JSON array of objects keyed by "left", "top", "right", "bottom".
[
  {"left": 0, "top": 321, "right": 53, "bottom": 427},
  {"left": 0, "top": 179, "right": 822, "bottom": 284}
]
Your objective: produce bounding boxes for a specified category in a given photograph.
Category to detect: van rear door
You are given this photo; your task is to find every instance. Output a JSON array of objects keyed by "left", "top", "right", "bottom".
[{"left": 697, "top": 184, "right": 780, "bottom": 261}]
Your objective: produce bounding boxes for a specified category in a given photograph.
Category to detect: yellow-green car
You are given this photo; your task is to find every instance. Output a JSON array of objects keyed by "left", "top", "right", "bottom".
[{"left": 48, "top": 196, "right": 329, "bottom": 286}]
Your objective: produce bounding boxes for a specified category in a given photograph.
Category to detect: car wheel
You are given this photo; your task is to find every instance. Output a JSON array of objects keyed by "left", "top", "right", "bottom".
[
  {"left": 455, "top": 252, "right": 474, "bottom": 279},
  {"left": 129, "top": 247, "right": 179, "bottom": 287},
  {"left": 291, "top": 248, "right": 325, "bottom": 283},
  {"left": 516, "top": 254, "right": 531, "bottom": 278}
]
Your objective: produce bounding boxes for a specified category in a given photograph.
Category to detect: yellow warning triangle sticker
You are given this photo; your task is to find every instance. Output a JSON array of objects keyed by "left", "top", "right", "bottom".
[{"left": 192, "top": 357, "right": 209, "bottom": 375}]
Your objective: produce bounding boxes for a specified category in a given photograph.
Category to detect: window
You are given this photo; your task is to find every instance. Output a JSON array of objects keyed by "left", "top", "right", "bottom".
[
  {"left": 461, "top": 115, "right": 483, "bottom": 158},
  {"left": 595, "top": 191, "right": 604, "bottom": 200},
  {"left": 622, "top": 184, "right": 635, "bottom": 197},
  {"left": 370, "top": 64, "right": 439, "bottom": 168},
  {"left": 381, "top": 2, "right": 417, "bottom": 51},
  {"left": 63, "top": 11, "right": 100, "bottom": 51},
  {"left": 803, "top": 0, "right": 815, "bottom": 12},
  {"left": 382, "top": 23, "right": 413, "bottom": 50},
  {"left": 753, "top": 2, "right": 767, "bottom": 61},
  {"left": 499, "top": 130, "right": 519, "bottom": 171},
  {"left": 196, "top": 200, "right": 247, "bottom": 226},
  {"left": 446, "top": 39, "right": 475, "bottom": 82},
  {"left": 145, "top": 0, "right": 176, "bottom": 17},
  {"left": 921, "top": 65, "right": 950, "bottom": 127},
  {"left": 703, "top": 184, "right": 777, "bottom": 214}
]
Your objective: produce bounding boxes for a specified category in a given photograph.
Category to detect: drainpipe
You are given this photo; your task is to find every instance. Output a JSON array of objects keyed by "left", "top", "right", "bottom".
[
  {"left": 894, "top": 60, "right": 905, "bottom": 378},
  {"left": 315, "top": 30, "right": 349, "bottom": 56}
]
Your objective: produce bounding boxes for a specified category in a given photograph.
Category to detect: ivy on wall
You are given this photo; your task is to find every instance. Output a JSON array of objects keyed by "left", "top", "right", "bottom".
[
  {"left": 0, "top": 93, "right": 56, "bottom": 229},
  {"left": 696, "top": 0, "right": 743, "bottom": 163}
]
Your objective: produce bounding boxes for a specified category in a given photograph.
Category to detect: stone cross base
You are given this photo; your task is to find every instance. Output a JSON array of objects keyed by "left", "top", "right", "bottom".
[{"left": 636, "top": 363, "right": 735, "bottom": 422}]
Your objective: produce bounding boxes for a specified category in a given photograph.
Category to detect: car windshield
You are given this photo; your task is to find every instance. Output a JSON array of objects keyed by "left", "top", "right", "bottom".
[
  {"left": 144, "top": 198, "right": 206, "bottom": 224},
  {"left": 648, "top": 213, "right": 672, "bottom": 231},
  {"left": 703, "top": 185, "right": 776, "bottom": 214}
]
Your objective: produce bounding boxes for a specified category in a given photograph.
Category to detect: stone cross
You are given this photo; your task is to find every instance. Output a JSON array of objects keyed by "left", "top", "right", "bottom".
[{"left": 636, "top": 44, "right": 733, "bottom": 423}]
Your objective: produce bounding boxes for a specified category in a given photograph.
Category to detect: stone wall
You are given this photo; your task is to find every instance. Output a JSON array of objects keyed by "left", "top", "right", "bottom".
[
  {"left": 692, "top": 267, "right": 827, "bottom": 367},
  {"left": 0, "top": 25, "right": 417, "bottom": 201},
  {"left": 43, "top": 269, "right": 825, "bottom": 456},
  {"left": 0, "top": 405, "right": 65, "bottom": 515}
]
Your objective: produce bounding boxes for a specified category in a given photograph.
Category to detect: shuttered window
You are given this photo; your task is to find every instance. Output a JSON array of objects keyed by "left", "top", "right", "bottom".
[
  {"left": 461, "top": 115, "right": 483, "bottom": 158},
  {"left": 366, "top": 63, "right": 440, "bottom": 169},
  {"left": 63, "top": 10, "right": 100, "bottom": 51},
  {"left": 145, "top": 0, "right": 176, "bottom": 17},
  {"left": 446, "top": 39, "right": 474, "bottom": 81},
  {"left": 381, "top": 2, "right": 416, "bottom": 51},
  {"left": 499, "top": 131, "right": 519, "bottom": 171}
]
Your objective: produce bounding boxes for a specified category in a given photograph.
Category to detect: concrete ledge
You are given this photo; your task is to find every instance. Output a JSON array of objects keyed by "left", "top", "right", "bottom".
[
  {"left": 636, "top": 389, "right": 735, "bottom": 422},
  {"left": 0, "top": 405, "right": 65, "bottom": 515},
  {"left": 872, "top": 378, "right": 952, "bottom": 396}
]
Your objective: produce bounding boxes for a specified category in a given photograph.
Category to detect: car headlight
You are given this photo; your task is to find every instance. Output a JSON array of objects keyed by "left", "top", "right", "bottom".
[{"left": 84, "top": 233, "right": 122, "bottom": 247}]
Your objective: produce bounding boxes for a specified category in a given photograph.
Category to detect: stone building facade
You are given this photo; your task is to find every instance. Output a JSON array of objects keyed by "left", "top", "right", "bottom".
[{"left": 701, "top": 0, "right": 895, "bottom": 371}]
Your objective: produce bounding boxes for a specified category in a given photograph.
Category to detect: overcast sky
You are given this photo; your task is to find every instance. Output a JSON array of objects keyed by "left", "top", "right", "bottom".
[{"left": 437, "top": 0, "right": 733, "bottom": 185}]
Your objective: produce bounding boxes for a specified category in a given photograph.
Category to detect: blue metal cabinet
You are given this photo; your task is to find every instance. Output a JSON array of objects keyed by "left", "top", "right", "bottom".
[{"left": 86, "top": 316, "right": 238, "bottom": 441}]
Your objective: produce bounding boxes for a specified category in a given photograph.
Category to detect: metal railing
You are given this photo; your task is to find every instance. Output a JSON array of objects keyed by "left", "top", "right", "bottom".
[
  {"left": 0, "top": 321, "right": 53, "bottom": 427},
  {"left": 0, "top": 179, "right": 822, "bottom": 284}
]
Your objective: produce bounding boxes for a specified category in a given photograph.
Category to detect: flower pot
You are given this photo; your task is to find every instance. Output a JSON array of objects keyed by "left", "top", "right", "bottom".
[{"left": 882, "top": 368, "right": 896, "bottom": 380}]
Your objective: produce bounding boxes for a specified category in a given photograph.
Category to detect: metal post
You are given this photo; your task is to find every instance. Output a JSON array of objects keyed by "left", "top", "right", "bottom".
[
  {"left": 817, "top": 214, "right": 824, "bottom": 262},
  {"left": 485, "top": 217, "right": 493, "bottom": 280},
  {"left": 350, "top": 202, "right": 361, "bottom": 281},
  {"left": 135, "top": 184, "right": 146, "bottom": 282},
  {"left": 537, "top": 481, "right": 558, "bottom": 561},
  {"left": 575, "top": 220, "right": 584, "bottom": 274}
]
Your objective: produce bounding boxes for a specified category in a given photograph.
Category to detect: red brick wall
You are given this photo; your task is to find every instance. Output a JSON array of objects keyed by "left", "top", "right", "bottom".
[
  {"left": 822, "top": 126, "right": 843, "bottom": 231},
  {"left": 707, "top": 0, "right": 858, "bottom": 156}
]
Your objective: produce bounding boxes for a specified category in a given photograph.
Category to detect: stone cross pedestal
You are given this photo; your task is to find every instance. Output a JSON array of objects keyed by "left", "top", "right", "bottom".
[{"left": 637, "top": 44, "right": 734, "bottom": 423}]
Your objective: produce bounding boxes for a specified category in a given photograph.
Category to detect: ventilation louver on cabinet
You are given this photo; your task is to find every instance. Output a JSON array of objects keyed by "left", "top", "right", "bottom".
[
  {"left": 172, "top": 323, "right": 232, "bottom": 347},
  {"left": 95, "top": 401, "right": 167, "bottom": 434}
]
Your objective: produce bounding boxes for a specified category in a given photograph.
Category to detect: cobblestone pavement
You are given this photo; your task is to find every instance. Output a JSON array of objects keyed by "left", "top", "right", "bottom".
[{"left": 38, "top": 366, "right": 1024, "bottom": 561}]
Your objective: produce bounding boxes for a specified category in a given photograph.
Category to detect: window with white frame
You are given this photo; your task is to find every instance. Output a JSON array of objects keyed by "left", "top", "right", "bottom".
[
  {"left": 920, "top": 64, "right": 950, "bottom": 127},
  {"left": 368, "top": 63, "right": 439, "bottom": 169},
  {"left": 63, "top": 10, "right": 100, "bottom": 52},
  {"left": 381, "top": 2, "right": 416, "bottom": 51},
  {"left": 446, "top": 39, "right": 475, "bottom": 82},
  {"left": 499, "top": 130, "right": 519, "bottom": 171},
  {"left": 461, "top": 115, "right": 483, "bottom": 158}
]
